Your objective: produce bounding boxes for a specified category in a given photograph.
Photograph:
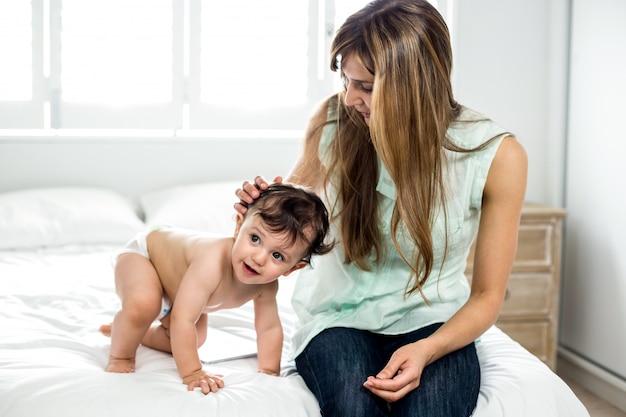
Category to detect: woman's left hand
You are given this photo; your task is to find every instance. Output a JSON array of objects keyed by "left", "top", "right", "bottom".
[{"left": 362, "top": 341, "right": 431, "bottom": 402}]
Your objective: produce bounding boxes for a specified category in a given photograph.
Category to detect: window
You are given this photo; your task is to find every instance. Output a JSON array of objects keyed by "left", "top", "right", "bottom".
[
  {"left": 191, "top": 0, "right": 315, "bottom": 130},
  {"left": 0, "top": 0, "right": 32, "bottom": 102},
  {"left": 0, "top": 0, "right": 443, "bottom": 134}
]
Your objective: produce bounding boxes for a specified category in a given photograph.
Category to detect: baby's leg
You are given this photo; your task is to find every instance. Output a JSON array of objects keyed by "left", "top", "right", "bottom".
[
  {"left": 141, "top": 312, "right": 208, "bottom": 352},
  {"left": 101, "top": 314, "right": 177, "bottom": 353},
  {"left": 106, "top": 253, "right": 162, "bottom": 373},
  {"left": 101, "top": 322, "right": 172, "bottom": 354},
  {"left": 106, "top": 355, "right": 136, "bottom": 373},
  {"left": 141, "top": 316, "right": 173, "bottom": 353}
]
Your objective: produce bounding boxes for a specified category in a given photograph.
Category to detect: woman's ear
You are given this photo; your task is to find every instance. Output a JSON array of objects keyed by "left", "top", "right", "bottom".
[{"left": 233, "top": 213, "right": 245, "bottom": 238}]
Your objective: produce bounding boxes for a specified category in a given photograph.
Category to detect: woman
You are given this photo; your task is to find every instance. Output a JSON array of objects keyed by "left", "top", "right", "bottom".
[{"left": 236, "top": 0, "right": 527, "bottom": 415}]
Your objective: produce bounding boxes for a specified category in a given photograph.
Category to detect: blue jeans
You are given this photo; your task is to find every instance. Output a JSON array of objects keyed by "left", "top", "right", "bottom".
[{"left": 295, "top": 323, "right": 480, "bottom": 417}]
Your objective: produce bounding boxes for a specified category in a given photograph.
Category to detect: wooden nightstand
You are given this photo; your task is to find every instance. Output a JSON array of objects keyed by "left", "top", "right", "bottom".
[{"left": 465, "top": 204, "right": 568, "bottom": 371}]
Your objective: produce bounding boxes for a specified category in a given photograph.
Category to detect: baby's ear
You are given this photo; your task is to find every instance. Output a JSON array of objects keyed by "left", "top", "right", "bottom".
[
  {"left": 282, "top": 260, "right": 309, "bottom": 276},
  {"left": 233, "top": 213, "right": 245, "bottom": 238}
]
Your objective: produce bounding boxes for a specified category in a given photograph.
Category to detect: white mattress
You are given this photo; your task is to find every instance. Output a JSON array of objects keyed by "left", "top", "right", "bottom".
[{"left": 0, "top": 245, "right": 589, "bottom": 417}]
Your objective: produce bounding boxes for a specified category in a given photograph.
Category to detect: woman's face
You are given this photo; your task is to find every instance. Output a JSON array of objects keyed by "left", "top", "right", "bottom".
[{"left": 342, "top": 56, "right": 374, "bottom": 125}]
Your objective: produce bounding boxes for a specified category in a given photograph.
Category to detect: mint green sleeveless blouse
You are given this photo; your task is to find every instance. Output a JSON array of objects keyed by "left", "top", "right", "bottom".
[{"left": 289, "top": 100, "right": 510, "bottom": 359}]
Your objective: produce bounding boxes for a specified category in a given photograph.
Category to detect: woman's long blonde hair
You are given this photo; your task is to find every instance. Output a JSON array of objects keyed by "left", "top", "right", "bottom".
[{"left": 325, "top": 0, "right": 467, "bottom": 298}]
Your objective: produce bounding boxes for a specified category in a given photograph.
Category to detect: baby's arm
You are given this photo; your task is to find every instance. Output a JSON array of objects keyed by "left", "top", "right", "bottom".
[
  {"left": 169, "top": 262, "right": 224, "bottom": 394},
  {"left": 253, "top": 283, "right": 283, "bottom": 376}
]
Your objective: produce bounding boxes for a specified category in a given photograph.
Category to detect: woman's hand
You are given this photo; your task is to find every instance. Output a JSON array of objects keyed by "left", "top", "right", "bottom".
[
  {"left": 183, "top": 369, "right": 225, "bottom": 394},
  {"left": 362, "top": 340, "right": 432, "bottom": 402},
  {"left": 234, "top": 175, "right": 283, "bottom": 215}
]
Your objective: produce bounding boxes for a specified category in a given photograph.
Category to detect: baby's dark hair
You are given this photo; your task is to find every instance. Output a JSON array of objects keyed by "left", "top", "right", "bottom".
[{"left": 247, "top": 183, "right": 334, "bottom": 263}]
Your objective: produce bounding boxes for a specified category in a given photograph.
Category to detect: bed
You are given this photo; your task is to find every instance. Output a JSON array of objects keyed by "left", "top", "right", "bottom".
[{"left": 0, "top": 139, "right": 589, "bottom": 417}]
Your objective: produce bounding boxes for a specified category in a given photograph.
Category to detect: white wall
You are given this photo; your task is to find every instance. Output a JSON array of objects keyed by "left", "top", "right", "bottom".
[
  {"left": 561, "top": 0, "right": 626, "bottom": 380},
  {"left": 452, "top": 0, "right": 626, "bottom": 402},
  {"left": 452, "top": 0, "right": 570, "bottom": 207},
  {"left": 0, "top": 137, "right": 301, "bottom": 203}
]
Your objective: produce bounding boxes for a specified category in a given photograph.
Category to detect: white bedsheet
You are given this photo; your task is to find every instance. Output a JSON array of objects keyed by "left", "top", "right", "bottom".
[{"left": 0, "top": 246, "right": 589, "bottom": 417}]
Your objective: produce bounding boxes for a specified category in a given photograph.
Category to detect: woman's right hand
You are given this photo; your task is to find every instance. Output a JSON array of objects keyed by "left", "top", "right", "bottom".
[{"left": 234, "top": 175, "right": 283, "bottom": 215}]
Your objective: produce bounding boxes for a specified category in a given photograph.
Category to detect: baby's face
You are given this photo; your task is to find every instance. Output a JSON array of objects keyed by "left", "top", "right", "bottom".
[{"left": 231, "top": 214, "right": 309, "bottom": 285}]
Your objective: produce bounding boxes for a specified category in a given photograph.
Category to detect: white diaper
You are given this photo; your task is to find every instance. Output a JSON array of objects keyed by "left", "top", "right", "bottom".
[
  {"left": 158, "top": 297, "right": 172, "bottom": 320},
  {"left": 110, "top": 224, "right": 171, "bottom": 266},
  {"left": 110, "top": 230, "right": 151, "bottom": 266}
]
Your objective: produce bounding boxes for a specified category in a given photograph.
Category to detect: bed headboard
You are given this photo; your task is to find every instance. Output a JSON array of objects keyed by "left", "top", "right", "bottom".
[{"left": 0, "top": 136, "right": 302, "bottom": 203}]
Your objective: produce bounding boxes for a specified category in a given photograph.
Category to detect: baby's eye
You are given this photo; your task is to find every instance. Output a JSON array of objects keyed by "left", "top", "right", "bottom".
[
  {"left": 251, "top": 235, "right": 260, "bottom": 244},
  {"left": 272, "top": 252, "right": 284, "bottom": 261}
]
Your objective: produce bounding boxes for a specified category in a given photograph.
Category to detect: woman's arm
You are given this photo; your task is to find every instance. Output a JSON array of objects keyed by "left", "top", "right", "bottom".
[
  {"left": 364, "top": 135, "right": 528, "bottom": 401},
  {"left": 235, "top": 97, "right": 331, "bottom": 214},
  {"left": 286, "top": 97, "right": 330, "bottom": 188},
  {"left": 423, "top": 135, "right": 528, "bottom": 357}
]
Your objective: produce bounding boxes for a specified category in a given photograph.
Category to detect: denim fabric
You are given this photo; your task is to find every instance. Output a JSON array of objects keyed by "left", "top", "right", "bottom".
[{"left": 295, "top": 323, "right": 480, "bottom": 417}]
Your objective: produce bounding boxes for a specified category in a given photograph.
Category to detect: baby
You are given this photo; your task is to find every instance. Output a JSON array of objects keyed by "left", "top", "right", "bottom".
[{"left": 100, "top": 183, "right": 333, "bottom": 394}]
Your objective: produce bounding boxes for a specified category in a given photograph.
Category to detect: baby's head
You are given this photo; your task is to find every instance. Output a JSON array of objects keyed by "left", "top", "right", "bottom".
[{"left": 244, "top": 183, "right": 334, "bottom": 263}]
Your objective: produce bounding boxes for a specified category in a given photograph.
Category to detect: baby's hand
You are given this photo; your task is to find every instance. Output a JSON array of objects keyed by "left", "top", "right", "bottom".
[{"left": 183, "top": 369, "right": 224, "bottom": 394}]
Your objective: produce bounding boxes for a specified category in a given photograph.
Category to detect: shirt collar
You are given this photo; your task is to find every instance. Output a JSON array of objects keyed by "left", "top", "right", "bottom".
[{"left": 376, "top": 161, "right": 396, "bottom": 200}]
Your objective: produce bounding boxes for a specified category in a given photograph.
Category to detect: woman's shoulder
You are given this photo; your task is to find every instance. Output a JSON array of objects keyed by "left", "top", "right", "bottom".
[{"left": 448, "top": 106, "right": 512, "bottom": 148}]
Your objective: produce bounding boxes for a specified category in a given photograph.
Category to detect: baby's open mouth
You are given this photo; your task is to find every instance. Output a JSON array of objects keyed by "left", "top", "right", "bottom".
[{"left": 243, "top": 262, "right": 258, "bottom": 275}]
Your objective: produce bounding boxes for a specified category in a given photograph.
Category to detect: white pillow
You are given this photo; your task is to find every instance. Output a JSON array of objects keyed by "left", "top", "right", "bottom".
[
  {"left": 0, "top": 187, "right": 146, "bottom": 250},
  {"left": 140, "top": 181, "right": 241, "bottom": 236}
]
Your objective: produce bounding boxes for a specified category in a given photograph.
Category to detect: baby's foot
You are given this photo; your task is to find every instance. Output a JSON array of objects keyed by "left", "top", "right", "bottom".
[
  {"left": 99, "top": 323, "right": 112, "bottom": 337},
  {"left": 105, "top": 355, "right": 135, "bottom": 373}
]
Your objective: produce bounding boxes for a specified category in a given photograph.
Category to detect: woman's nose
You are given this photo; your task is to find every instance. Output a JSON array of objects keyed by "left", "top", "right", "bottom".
[{"left": 344, "top": 84, "right": 362, "bottom": 107}]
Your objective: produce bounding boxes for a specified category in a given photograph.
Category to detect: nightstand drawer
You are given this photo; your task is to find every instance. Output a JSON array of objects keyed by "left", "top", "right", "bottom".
[
  {"left": 497, "top": 321, "right": 550, "bottom": 364},
  {"left": 512, "top": 224, "right": 554, "bottom": 271},
  {"left": 499, "top": 273, "right": 553, "bottom": 319},
  {"left": 464, "top": 206, "right": 566, "bottom": 275}
]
